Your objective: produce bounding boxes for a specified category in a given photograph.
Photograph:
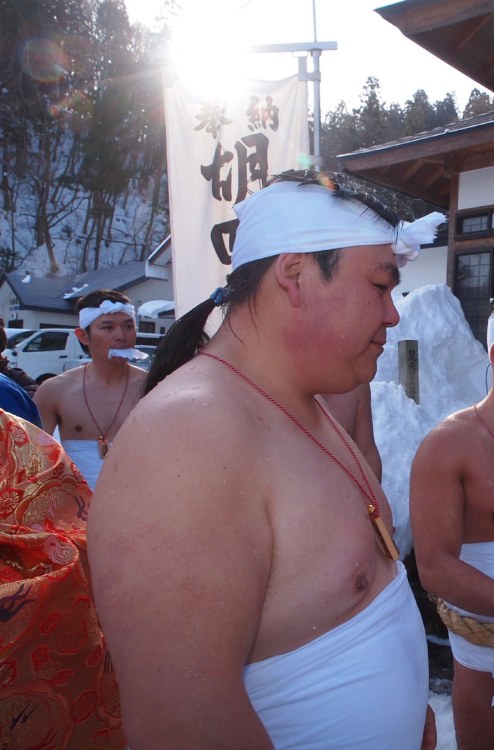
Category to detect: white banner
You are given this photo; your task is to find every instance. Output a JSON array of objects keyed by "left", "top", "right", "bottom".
[{"left": 164, "top": 75, "right": 309, "bottom": 319}]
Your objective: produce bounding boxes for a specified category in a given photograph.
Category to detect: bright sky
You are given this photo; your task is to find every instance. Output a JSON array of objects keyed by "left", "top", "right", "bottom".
[{"left": 124, "top": 0, "right": 491, "bottom": 114}]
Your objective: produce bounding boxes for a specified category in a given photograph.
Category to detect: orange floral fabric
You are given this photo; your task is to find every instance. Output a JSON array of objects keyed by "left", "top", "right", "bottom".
[{"left": 0, "top": 410, "right": 126, "bottom": 749}]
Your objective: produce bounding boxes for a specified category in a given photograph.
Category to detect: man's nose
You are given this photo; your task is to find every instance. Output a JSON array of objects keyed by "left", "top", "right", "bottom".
[{"left": 385, "top": 298, "right": 400, "bottom": 328}]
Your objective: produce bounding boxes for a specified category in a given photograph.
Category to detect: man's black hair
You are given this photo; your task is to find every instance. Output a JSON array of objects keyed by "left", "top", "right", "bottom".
[{"left": 76, "top": 289, "right": 131, "bottom": 313}]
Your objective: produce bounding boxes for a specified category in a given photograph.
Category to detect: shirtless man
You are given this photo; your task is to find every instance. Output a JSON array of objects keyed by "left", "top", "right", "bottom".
[
  {"left": 321, "top": 383, "right": 382, "bottom": 480},
  {"left": 88, "top": 173, "right": 444, "bottom": 749},
  {"left": 34, "top": 289, "right": 146, "bottom": 489},
  {"left": 411, "top": 330, "right": 494, "bottom": 750}
]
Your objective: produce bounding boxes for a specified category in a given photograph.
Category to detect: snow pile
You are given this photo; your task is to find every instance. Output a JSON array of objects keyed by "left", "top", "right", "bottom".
[{"left": 372, "top": 283, "right": 489, "bottom": 557}]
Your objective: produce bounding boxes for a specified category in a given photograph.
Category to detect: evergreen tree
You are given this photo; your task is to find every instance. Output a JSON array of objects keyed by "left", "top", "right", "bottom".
[
  {"left": 353, "top": 76, "right": 387, "bottom": 147},
  {"left": 462, "top": 88, "right": 494, "bottom": 118},
  {"left": 383, "top": 102, "right": 404, "bottom": 142},
  {"left": 433, "top": 92, "right": 458, "bottom": 127},
  {"left": 402, "top": 89, "right": 436, "bottom": 136},
  {"left": 321, "top": 101, "right": 360, "bottom": 170},
  {"left": 0, "top": 0, "right": 171, "bottom": 274}
]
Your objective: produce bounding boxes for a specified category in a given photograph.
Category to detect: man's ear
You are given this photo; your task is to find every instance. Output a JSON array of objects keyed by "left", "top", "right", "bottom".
[
  {"left": 273, "top": 253, "right": 304, "bottom": 305},
  {"left": 75, "top": 326, "right": 90, "bottom": 347}
]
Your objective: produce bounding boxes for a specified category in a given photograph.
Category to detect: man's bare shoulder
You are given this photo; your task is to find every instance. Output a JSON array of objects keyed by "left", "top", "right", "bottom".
[
  {"left": 99, "top": 367, "right": 264, "bottom": 533},
  {"left": 35, "top": 366, "right": 85, "bottom": 397},
  {"left": 128, "top": 363, "right": 146, "bottom": 383},
  {"left": 139, "top": 371, "right": 251, "bottom": 433},
  {"left": 122, "top": 365, "right": 260, "bottom": 468},
  {"left": 414, "top": 405, "right": 476, "bottom": 465}
]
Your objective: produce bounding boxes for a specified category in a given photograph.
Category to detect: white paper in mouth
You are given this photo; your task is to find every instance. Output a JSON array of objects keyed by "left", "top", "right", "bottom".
[{"left": 108, "top": 348, "right": 149, "bottom": 360}]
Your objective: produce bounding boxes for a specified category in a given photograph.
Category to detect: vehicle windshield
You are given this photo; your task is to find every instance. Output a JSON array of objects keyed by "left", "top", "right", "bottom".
[{"left": 6, "top": 330, "right": 36, "bottom": 348}]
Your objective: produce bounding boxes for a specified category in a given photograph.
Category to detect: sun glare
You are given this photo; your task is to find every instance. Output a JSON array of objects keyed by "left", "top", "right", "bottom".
[{"left": 168, "top": 1, "right": 253, "bottom": 99}]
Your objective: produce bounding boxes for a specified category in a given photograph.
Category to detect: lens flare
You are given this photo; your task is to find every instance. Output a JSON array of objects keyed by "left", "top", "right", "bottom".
[
  {"left": 48, "top": 91, "right": 94, "bottom": 129},
  {"left": 22, "top": 39, "right": 68, "bottom": 83}
]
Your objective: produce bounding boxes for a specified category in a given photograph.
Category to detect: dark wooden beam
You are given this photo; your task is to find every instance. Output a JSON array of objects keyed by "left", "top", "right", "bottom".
[
  {"left": 422, "top": 164, "right": 446, "bottom": 191},
  {"left": 339, "top": 125, "right": 494, "bottom": 171},
  {"left": 376, "top": 0, "right": 494, "bottom": 37}
]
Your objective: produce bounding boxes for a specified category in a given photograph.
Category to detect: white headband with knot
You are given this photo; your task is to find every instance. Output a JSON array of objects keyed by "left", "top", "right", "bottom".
[
  {"left": 231, "top": 182, "right": 446, "bottom": 270},
  {"left": 79, "top": 300, "right": 135, "bottom": 329}
]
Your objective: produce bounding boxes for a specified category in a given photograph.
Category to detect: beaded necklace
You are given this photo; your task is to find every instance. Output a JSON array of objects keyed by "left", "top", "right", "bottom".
[{"left": 200, "top": 351, "right": 399, "bottom": 560}]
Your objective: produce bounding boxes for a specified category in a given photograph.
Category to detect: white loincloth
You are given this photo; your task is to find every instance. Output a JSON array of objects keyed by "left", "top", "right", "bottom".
[
  {"left": 243, "top": 561, "right": 428, "bottom": 750},
  {"left": 62, "top": 439, "right": 106, "bottom": 491},
  {"left": 445, "top": 542, "right": 494, "bottom": 700}
]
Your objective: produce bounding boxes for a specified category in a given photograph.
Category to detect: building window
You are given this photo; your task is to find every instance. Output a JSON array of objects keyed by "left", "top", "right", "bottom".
[
  {"left": 458, "top": 214, "right": 489, "bottom": 234},
  {"left": 454, "top": 250, "right": 493, "bottom": 345},
  {"left": 138, "top": 321, "right": 155, "bottom": 333},
  {"left": 455, "top": 205, "right": 494, "bottom": 237}
]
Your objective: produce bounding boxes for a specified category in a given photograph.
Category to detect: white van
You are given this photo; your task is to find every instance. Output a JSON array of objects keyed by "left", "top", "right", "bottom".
[
  {"left": 5, "top": 328, "right": 36, "bottom": 348},
  {"left": 6, "top": 329, "right": 90, "bottom": 383},
  {"left": 6, "top": 329, "right": 163, "bottom": 384}
]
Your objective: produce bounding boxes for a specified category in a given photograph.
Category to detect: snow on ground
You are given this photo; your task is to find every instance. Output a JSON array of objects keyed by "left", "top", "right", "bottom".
[
  {"left": 430, "top": 691, "right": 456, "bottom": 749},
  {"left": 373, "top": 283, "right": 490, "bottom": 558},
  {"left": 372, "top": 283, "right": 490, "bottom": 749}
]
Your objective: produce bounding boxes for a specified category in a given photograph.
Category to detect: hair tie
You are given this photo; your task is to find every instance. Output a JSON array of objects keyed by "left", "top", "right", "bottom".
[{"left": 210, "top": 287, "right": 229, "bottom": 306}]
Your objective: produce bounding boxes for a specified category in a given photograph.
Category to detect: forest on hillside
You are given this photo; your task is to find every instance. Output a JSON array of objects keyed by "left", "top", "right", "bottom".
[
  {"left": 0, "top": 0, "right": 174, "bottom": 276},
  {"left": 2, "top": 0, "right": 494, "bottom": 277}
]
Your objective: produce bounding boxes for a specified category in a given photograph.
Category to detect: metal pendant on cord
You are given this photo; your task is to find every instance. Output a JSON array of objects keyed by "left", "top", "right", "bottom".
[{"left": 82, "top": 363, "right": 130, "bottom": 459}]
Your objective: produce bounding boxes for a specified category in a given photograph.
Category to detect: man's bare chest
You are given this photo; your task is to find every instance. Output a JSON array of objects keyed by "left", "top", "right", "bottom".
[{"left": 58, "top": 382, "right": 139, "bottom": 441}]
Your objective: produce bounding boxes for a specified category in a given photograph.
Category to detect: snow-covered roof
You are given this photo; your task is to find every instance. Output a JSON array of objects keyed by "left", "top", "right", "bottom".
[{"left": 2, "top": 261, "right": 148, "bottom": 313}]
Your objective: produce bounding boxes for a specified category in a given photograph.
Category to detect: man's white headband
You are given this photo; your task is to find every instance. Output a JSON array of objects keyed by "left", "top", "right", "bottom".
[
  {"left": 79, "top": 300, "right": 135, "bottom": 329},
  {"left": 232, "top": 182, "right": 446, "bottom": 270}
]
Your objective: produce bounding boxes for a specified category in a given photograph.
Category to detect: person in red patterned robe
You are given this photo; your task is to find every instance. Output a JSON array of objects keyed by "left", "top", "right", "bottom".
[{"left": 0, "top": 409, "right": 126, "bottom": 749}]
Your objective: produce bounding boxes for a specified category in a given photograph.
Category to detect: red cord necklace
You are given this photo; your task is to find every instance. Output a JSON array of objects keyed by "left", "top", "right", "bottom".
[
  {"left": 82, "top": 363, "right": 130, "bottom": 458},
  {"left": 200, "top": 352, "right": 399, "bottom": 560}
]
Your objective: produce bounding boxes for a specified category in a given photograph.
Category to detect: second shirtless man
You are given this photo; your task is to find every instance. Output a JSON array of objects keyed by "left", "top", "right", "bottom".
[{"left": 34, "top": 288, "right": 146, "bottom": 489}]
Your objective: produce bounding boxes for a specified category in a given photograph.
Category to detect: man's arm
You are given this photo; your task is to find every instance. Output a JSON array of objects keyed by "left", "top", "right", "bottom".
[
  {"left": 33, "top": 377, "right": 60, "bottom": 435},
  {"left": 88, "top": 395, "right": 275, "bottom": 750},
  {"left": 352, "top": 383, "right": 382, "bottom": 482},
  {"left": 410, "top": 423, "right": 494, "bottom": 617},
  {"left": 321, "top": 385, "right": 382, "bottom": 481}
]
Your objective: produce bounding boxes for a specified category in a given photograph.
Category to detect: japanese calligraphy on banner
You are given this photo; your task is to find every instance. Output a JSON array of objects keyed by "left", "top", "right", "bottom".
[{"left": 164, "top": 75, "right": 309, "bottom": 320}]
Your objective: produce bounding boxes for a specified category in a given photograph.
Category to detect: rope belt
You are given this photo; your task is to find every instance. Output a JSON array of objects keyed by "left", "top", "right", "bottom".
[{"left": 433, "top": 596, "right": 494, "bottom": 647}]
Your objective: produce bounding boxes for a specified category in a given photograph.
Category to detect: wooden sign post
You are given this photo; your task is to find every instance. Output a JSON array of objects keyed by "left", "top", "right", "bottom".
[{"left": 398, "top": 339, "right": 420, "bottom": 404}]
